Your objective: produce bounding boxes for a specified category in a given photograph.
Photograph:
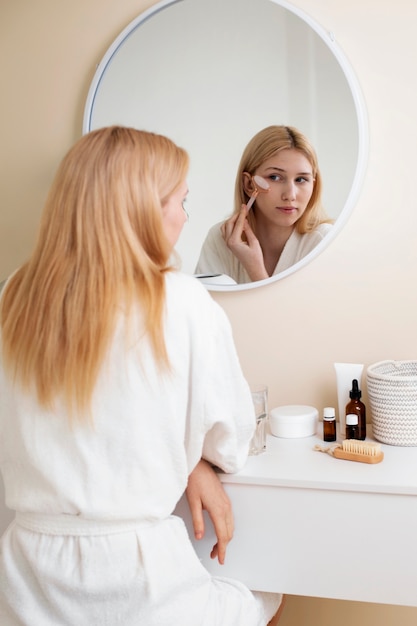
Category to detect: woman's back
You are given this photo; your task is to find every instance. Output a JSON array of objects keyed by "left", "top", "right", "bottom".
[
  {"left": 0, "top": 271, "right": 269, "bottom": 625},
  {"left": 0, "top": 272, "right": 253, "bottom": 522}
]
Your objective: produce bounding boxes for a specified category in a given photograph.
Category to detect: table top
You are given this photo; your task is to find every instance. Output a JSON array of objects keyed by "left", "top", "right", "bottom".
[{"left": 219, "top": 425, "right": 417, "bottom": 496}]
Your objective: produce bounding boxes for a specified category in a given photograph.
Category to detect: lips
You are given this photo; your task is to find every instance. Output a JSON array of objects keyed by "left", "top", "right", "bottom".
[{"left": 276, "top": 206, "right": 297, "bottom": 213}]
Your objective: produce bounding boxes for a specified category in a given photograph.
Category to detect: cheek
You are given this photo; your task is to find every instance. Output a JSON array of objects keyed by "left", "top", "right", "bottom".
[
  {"left": 300, "top": 186, "right": 314, "bottom": 207},
  {"left": 165, "top": 206, "right": 186, "bottom": 246},
  {"left": 253, "top": 197, "right": 268, "bottom": 213},
  {"left": 175, "top": 205, "right": 187, "bottom": 232}
]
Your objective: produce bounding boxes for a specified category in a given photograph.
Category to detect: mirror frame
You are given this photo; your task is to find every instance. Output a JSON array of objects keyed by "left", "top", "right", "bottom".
[{"left": 83, "top": 0, "right": 368, "bottom": 292}]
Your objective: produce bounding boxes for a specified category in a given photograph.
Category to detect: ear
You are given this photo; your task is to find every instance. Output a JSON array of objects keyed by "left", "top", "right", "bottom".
[{"left": 242, "top": 171, "right": 255, "bottom": 196}]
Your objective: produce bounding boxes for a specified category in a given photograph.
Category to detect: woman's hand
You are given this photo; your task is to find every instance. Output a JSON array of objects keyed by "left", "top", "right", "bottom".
[
  {"left": 221, "top": 205, "right": 269, "bottom": 281},
  {"left": 185, "top": 459, "right": 234, "bottom": 565}
]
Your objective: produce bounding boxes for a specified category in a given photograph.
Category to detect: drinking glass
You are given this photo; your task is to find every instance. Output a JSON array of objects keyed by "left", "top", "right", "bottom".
[{"left": 249, "top": 384, "right": 268, "bottom": 455}]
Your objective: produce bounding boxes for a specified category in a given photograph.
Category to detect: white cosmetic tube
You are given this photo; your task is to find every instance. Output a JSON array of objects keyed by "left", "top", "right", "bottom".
[{"left": 334, "top": 363, "right": 364, "bottom": 437}]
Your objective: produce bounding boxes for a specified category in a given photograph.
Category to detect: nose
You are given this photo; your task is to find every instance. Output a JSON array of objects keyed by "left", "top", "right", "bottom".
[{"left": 281, "top": 181, "right": 296, "bottom": 201}]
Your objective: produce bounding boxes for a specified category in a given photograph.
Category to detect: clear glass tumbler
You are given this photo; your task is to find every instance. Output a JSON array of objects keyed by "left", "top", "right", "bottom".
[{"left": 249, "top": 384, "right": 268, "bottom": 455}]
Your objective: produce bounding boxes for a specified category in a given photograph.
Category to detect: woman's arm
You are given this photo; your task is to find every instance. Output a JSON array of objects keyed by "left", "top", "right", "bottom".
[
  {"left": 186, "top": 459, "right": 234, "bottom": 565},
  {"left": 221, "top": 206, "right": 268, "bottom": 281}
]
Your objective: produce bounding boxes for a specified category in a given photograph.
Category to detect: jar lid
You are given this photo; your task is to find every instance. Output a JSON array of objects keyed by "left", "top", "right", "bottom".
[{"left": 270, "top": 405, "right": 318, "bottom": 424}]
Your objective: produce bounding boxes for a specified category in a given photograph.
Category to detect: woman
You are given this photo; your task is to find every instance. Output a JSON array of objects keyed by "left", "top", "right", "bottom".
[
  {"left": 0, "top": 127, "right": 283, "bottom": 625},
  {"left": 195, "top": 125, "right": 333, "bottom": 283}
]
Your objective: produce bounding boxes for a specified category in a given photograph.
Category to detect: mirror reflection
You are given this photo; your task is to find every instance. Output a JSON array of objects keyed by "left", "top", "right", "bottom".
[
  {"left": 195, "top": 125, "right": 333, "bottom": 284},
  {"left": 84, "top": 0, "right": 367, "bottom": 290}
]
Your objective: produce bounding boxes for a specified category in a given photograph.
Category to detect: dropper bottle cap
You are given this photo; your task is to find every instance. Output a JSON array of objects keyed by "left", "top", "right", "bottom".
[{"left": 349, "top": 379, "right": 361, "bottom": 399}]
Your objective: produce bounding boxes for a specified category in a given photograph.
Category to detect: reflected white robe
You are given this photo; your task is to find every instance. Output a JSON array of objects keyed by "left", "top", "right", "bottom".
[
  {"left": 0, "top": 271, "right": 280, "bottom": 625},
  {"left": 195, "top": 221, "right": 332, "bottom": 284}
]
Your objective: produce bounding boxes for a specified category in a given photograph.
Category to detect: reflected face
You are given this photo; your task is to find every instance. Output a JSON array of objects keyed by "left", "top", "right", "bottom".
[
  {"left": 162, "top": 181, "right": 189, "bottom": 248},
  {"left": 248, "top": 149, "right": 315, "bottom": 229}
]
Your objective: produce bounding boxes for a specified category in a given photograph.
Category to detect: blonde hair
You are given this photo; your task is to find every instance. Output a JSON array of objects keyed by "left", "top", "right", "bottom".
[
  {"left": 234, "top": 125, "right": 332, "bottom": 233},
  {"left": 0, "top": 126, "right": 189, "bottom": 416}
]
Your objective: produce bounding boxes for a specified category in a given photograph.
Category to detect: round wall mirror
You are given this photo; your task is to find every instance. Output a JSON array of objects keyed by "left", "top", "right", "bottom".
[{"left": 83, "top": 0, "right": 368, "bottom": 291}]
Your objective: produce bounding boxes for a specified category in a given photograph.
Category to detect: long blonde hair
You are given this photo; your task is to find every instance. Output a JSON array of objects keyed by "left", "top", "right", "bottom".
[
  {"left": 0, "top": 126, "right": 189, "bottom": 416},
  {"left": 234, "top": 125, "right": 332, "bottom": 233}
]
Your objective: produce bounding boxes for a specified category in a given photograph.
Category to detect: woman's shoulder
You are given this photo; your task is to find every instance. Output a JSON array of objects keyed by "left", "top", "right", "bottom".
[
  {"left": 165, "top": 271, "right": 229, "bottom": 326},
  {"left": 206, "top": 219, "right": 224, "bottom": 233},
  {"left": 297, "top": 222, "right": 332, "bottom": 245},
  {"left": 165, "top": 270, "right": 214, "bottom": 305},
  {"left": 315, "top": 222, "right": 333, "bottom": 237},
  {"left": 201, "top": 220, "right": 224, "bottom": 245}
]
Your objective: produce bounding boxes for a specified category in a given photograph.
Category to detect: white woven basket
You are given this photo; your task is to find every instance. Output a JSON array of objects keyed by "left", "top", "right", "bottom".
[{"left": 367, "top": 360, "right": 417, "bottom": 446}]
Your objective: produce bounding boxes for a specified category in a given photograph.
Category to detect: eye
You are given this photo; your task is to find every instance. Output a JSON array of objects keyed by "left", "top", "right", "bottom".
[
  {"left": 295, "top": 176, "right": 313, "bottom": 184},
  {"left": 268, "top": 174, "right": 282, "bottom": 182}
]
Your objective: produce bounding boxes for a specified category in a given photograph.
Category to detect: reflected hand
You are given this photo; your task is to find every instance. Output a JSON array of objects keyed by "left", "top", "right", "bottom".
[
  {"left": 185, "top": 459, "right": 234, "bottom": 565},
  {"left": 221, "top": 205, "right": 268, "bottom": 281}
]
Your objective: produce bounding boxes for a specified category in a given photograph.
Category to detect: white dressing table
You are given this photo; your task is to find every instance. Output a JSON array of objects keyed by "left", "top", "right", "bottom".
[{"left": 175, "top": 428, "right": 417, "bottom": 607}]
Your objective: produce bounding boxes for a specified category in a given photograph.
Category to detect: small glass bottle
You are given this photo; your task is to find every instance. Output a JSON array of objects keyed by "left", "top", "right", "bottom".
[
  {"left": 345, "top": 413, "right": 359, "bottom": 439},
  {"left": 345, "top": 379, "right": 366, "bottom": 440},
  {"left": 323, "top": 407, "right": 336, "bottom": 442}
]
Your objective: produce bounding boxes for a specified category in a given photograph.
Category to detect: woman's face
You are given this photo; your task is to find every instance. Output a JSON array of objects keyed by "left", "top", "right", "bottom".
[
  {"left": 162, "top": 180, "right": 189, "bottom": 248},
  {"left": 245, "top": 149, "right": 315, "bottom": 228}
]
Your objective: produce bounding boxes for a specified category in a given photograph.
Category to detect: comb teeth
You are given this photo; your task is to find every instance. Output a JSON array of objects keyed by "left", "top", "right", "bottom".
[{"left": 342, "top": 439, "right": 381, "bottom": 456}]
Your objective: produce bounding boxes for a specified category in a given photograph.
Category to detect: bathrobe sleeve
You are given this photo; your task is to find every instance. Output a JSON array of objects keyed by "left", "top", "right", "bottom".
[
  {"left": 198, "top": 302, "right": 256, "bottom": 474},
  {"left": 195, "top": 222, "right": 228, "bottom": 276},
  {"left": 195, "top": 222, "right": 251, "bottom": 284},
  {"left": 164, "top": 273, "right": 255, "bottom": 479}
]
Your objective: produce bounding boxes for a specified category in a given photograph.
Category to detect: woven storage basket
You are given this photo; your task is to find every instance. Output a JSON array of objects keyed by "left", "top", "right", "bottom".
[{"left": 367, "top": 360, "right": 417, "bottom": 446}]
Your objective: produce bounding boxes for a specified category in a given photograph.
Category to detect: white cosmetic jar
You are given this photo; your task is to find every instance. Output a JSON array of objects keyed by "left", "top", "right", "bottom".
[{"left": 269, "top": 405, "right": 318, "bottom": 438}]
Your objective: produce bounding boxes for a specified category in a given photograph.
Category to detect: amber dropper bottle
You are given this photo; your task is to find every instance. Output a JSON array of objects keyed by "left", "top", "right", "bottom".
[
  {"left": 323, "top": 407, "right": 337, "bottom": 442},
  {"left": 345, "top": 379, "right": 366, "bottom": 440}
]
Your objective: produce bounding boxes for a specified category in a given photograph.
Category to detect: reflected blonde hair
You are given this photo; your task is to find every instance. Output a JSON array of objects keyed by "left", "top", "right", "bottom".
[
  {"left": 234, "top": 125, "right": 332, "bottom": 233},
  {"left": 0, "top": 126, "right": 189, "bottom": 416}
]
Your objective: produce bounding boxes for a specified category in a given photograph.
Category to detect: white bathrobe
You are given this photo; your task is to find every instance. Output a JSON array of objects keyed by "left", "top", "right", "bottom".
[
  {"left": 0, "top": 271, "right": 280, "bottom": 625},
  {"left": 195, "top": 221, "right": 332, "bottom": 284}
]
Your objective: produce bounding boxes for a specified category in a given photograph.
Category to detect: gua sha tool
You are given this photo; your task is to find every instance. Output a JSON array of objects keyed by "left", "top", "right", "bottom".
[{"left": 246, "top": 175, "right": 270, "bottom": 210}]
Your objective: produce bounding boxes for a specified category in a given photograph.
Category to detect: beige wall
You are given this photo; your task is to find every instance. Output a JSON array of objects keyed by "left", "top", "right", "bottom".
[{"left": 1, "top": 0, "right": 417, "bottom": 623}]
